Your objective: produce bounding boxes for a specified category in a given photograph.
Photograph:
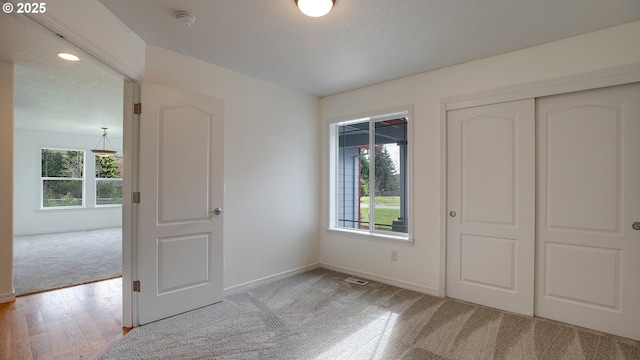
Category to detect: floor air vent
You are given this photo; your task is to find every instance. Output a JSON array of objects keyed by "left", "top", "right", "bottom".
[{"left": 345, "top": 277, "right": 368, "bottom": 285}]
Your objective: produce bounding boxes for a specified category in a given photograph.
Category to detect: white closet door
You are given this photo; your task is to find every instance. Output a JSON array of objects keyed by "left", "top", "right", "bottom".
[
  {"left": 536, "top": 83, "right": 640, "bottom": 341},
  {"left": 447, "top": 99, "right": 535, "bottom": 315}
]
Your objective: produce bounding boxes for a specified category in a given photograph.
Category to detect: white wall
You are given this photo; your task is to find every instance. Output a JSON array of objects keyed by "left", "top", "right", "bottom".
[
  {"left": 0, "top": 61, "right": 15, "bottom": 301},
  {"left": 319, "top": 21, "right": 640, "bottom": 295},
  {"left": 13, "top": 129, "right": 123, "bottom": 235},
  {"left": 144, "top": 45, "right": 321, "bottom": 290}
]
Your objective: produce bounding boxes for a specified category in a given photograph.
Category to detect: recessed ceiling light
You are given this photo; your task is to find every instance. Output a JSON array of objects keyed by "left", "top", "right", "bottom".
[{"left": 57, "top": 52, "right": 80, "bottom": 61}]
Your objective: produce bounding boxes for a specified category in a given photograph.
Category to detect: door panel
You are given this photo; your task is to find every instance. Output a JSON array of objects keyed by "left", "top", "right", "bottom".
[
  {"left": 461, "top": 115, "right": 516, "bottom": 225},
  {"left": 157, "top": 234, "right": 211, "bottom": 294},
  {"left": 460, "top": 235, "right": 515, "bottom": 290},
  {"left": 536, "top": 83, "right": 640, "bottom": 340},
  {"left": 138, "top": 83, "right": 224, "bottom": 325},
  {"left": 544, "top": 243, "right": 620, "bottom": 309},
  {"left": 545, "top": 103, "right": 620, "bottom": 233},
  {"left": 158, "top": 106, "right": 212, "bottom": 223},
  {"left": 447, "top": 99, "right": 535, "bottom": 315}
]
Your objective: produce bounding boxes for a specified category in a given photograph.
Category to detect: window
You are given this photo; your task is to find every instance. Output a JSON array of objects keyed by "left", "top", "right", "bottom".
[
  {"left": 95, "top": 154, "right": 123, "bottom": 206},
  {"left": 330, "top": 110, "right": 410, "bottom": 238},
  {"left": 41, "top": 148, "right": 85, "bottom": 208}
]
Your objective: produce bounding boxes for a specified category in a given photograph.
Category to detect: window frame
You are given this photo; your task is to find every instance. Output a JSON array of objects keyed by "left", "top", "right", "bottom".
[
  {"left": 328, "top": 106, "right": 413, "bottom": 244},
  {"left": 40, "top": 147, "right": 86, "bottom": 210},
  {"left": 95, "top": 153, "right": 123, "bottom": 207}
]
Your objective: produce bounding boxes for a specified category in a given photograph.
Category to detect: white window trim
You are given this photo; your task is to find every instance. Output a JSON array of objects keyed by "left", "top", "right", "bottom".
[
  {"left": 327, "top": 105, "right": 414, "bottom": 244},
  {"left": 40, "top": 148, "right": 86, "bottom": 210},
  {"left": 40, "top": 177, "right": 86, "bottom": 210},
  {"left": 95, "top": 177, "right": 123, "bottom": 207},
  {"left": 94, "top": 153, "right": 124, "bottom": 207}
]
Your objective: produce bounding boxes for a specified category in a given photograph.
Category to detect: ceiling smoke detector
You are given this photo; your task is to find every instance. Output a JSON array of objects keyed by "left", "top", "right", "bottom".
[{"left": 174, "top": 11, "right": 196, "bottom": 28}]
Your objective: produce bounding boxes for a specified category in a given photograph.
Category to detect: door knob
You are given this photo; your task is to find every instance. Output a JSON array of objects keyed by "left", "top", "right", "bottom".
[
  {"left": 449, "top": 211, "right": 457, "bottom": 217},
  {"left": 633, "top": 222, "right": 640, "bottom": 230},
  {"left": 210, "top": 208, "right": 222, "bottom": 216}
]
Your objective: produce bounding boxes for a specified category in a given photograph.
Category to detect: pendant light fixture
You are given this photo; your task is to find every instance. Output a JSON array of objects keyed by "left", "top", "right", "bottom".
[
  {"left": 91, "top": 127, "right": 117, "bottom": 157},
  {"left": 296, "top": 0, "right": 335, "bottom": 17}
]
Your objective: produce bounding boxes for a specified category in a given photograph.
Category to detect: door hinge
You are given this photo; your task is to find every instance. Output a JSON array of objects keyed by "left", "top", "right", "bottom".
[
  {"left": 133, "top": 103, "right": 142, "bottom": 115},
  {"left": 133, "top": 280, "right": 141, "bottom": 292},
  {"left": 132, "top": 192, "right": 141, "bottom": 204}
]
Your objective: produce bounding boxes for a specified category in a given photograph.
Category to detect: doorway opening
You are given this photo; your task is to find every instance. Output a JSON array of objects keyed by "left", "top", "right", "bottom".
[{"left": 4, "top": 14, "right": 125, "bottom": 296}]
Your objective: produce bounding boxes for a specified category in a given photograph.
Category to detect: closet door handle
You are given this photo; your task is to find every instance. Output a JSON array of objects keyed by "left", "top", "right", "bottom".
[{"left": 633, "top": 222, "right": 640, "bottom": 230}]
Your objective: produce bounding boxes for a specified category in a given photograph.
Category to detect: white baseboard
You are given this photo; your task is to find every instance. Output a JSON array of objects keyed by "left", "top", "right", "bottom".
[
  {"left": 0, "top": 291, "right": 15, "bottom": 303},
  {"left": 14, "top": 225, "right": 122, "bottom": 237},
  {"left": 224, "top": 263, "right": 321, "bottom": 296},
  {"left": 320, "top": 262, "right": 443, "bottom": 297}
]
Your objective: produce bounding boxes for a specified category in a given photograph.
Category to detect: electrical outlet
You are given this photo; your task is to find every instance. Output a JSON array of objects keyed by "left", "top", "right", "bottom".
[{"left": 391, "top": 250, "right": 398, "bottom": 262}]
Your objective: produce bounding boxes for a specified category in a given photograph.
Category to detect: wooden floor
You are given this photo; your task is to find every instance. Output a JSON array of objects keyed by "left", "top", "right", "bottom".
[{"left": 0, "top": 278, "right": 130, "bottom": 360}]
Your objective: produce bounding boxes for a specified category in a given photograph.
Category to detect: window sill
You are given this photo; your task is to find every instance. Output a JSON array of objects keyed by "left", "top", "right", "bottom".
[
  {"left": 39, "top": 205, "right": 121, "bottom": 211},
  {"left": 326, "top": 228, "right": 414, "bottom": 246},
  {"left": 40, "top": 206, "right": 85, "bottom": 211}
]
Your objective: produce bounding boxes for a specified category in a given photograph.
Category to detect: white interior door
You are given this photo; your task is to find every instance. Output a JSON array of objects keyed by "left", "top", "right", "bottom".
[
  {"left": 137, "top": 82, "right": 224, "bottom": 325},
  {"left": 536, "top": 83, "right": 640, "bottom": 341},
  {"left": 447, "top": 99, "right": 535, "bottom": 315}
]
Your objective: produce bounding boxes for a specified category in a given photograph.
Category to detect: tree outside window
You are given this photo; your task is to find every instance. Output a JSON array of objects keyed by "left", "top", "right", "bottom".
[
  {"left": 333, "top": 111, "right": 409, "bottom": 236},
  {"left": 95, "top": 154, "right": 123, "bottom": 206},
  {"left": 41, "top": 148, "right": 84, "bottom": 207}
]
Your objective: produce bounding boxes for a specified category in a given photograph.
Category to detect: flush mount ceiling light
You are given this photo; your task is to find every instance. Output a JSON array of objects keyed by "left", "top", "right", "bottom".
[
  {"left": 91, "top": 127, "right": 118, "bottom": 157},
  {"left": 175, "top": 11, "right": 196, "bottom": 27},
  {"left": 57, "top": 52, "right": 80, "bottom": 61},
  {"left": 296, "top": 0, "right": 335, "bottom": 17}
]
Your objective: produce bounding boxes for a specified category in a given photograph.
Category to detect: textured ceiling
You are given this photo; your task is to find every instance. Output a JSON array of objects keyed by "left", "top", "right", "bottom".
[
  {"left": 99, "top": 0, "right": 640, "bottom": 97},
  {"left": 1, "top": 1, "right": 639, "bottom": 138},
  {"left": 0, "top": 12, "right": 123, "bottom": 138}
]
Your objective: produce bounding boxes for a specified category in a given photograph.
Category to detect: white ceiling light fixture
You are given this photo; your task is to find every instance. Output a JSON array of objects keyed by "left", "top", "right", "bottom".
[
  {"left": 57, "top": 52, "right": 80, "bottom": 61},
  {"left": 91, "top": 127, "right": 118, "bottom": 157},
  {"left": 175, "top": 11, "right": 196, "bottom": 28},
  {"left": 296, "top": 0, "right": 335, "bottom": 17}
]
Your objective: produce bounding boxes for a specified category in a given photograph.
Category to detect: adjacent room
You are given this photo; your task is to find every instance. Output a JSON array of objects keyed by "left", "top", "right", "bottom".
[
  {"left": 7, "top": 12, "right": 124, "bottom": 297},
  {"left": 0, "top": 0, "right": 639, "bottom": 359}
]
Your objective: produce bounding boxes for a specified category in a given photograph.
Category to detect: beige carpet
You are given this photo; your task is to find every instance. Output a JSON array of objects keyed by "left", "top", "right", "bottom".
[
  {"left": 13, "top": 228, "right": 122, "bottom": 296},
  {"left": 100, "top": 268, "right": 640, "bottom": 359}
]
